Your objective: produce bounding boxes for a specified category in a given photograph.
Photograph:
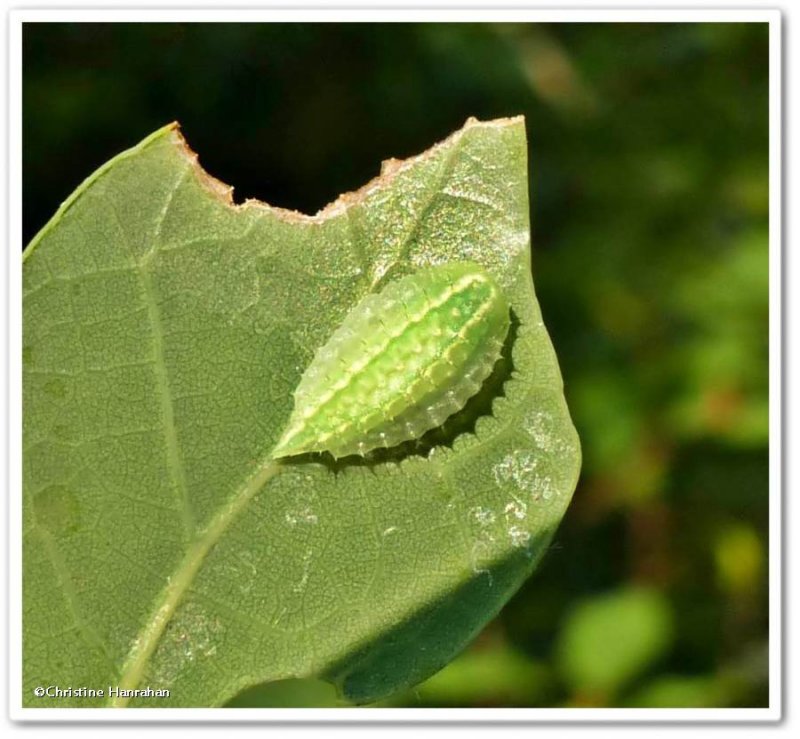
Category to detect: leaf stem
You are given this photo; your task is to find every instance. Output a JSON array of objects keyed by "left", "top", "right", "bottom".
[{"left": 109, "top": 459, "right": 284, "bottom": 707}]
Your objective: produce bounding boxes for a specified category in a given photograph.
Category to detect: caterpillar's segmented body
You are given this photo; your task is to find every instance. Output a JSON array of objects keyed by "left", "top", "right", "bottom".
[{"left": 272, "top": 261, "right": 510, "bottom": 459}]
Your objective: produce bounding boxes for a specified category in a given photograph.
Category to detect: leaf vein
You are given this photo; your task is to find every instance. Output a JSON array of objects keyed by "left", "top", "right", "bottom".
[
  {"left": 108, "top": 460, "right": 283, "bottom": 707},
  {"left": 31, "top": 526, "right": 118, "bottom": 675},
  {"left": 139, "top": 263, "right": 195, "bottom": 541}
]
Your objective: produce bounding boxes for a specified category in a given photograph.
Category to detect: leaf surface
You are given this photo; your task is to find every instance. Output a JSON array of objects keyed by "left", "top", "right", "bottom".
[{"left": 23, "top": 117, "right": 580, "bottom": 707}]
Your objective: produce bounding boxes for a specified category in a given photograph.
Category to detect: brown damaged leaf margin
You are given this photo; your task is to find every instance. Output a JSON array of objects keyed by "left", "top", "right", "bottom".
[
  {"left": 25, "top": 115, "right": 524, "bottom": 258},
  {"left": 171, "top": 115, "right": 526, "bottom": 225}
]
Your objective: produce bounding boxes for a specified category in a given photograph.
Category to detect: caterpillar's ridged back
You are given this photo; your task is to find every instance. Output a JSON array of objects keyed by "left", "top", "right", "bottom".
[{"left": 272, "top": 261, "right": 510, "bottom": 459}]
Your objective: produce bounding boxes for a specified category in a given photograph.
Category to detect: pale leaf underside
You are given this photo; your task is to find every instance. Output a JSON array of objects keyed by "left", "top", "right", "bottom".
[{"left": 22, "top": 117, "right": 580, "bottom": 707}]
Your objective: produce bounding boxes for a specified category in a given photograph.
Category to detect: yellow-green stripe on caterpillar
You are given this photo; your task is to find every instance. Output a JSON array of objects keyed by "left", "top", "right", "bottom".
[{"left": 272, "top": 261, "right": 510, "bottom": 460}]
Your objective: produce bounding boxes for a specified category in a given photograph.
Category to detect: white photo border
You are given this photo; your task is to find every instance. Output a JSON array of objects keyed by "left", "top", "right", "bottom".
[{"left": 6, "top": 4, "right": 783, "bottom": 724}]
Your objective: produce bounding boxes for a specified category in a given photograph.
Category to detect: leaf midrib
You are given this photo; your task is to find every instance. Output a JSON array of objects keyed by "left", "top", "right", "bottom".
[{"left": 108, "top": 459, "right": 283, "bottom": 707}]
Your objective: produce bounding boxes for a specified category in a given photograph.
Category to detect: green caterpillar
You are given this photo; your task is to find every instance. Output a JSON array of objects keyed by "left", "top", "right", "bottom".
[{"left": 272, "top": 261, "right": 510, "bottom": 460}]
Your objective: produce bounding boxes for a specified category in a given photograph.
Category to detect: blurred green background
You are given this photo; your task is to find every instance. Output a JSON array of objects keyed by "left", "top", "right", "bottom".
[{"left": 23, "top": 22, "right": 770, "bottom": 708}]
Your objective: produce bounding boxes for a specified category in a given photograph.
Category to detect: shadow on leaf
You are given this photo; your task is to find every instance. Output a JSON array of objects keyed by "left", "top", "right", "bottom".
[{"left": 225, "top": 515, "right": 558, "bottom": 707}]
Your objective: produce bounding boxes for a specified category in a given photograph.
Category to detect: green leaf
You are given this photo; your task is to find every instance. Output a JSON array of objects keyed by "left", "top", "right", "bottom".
[
  {"left": 555, "top": 587, "right": 674, "bottom": 700},
  {"left": 624, "top": 674, "right": 726, "bottom": 708},
  {"left": 377, "top": 643, "right": 554, "bottom": 707},
  {"left": 23, "top": 117, "right": 580, "bottom": 707}
]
